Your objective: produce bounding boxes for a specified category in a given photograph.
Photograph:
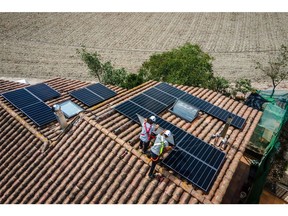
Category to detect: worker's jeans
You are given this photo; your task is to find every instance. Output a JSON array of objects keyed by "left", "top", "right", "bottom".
[{"left": 148, "top": 151, "right": 159, "bottom": 177}]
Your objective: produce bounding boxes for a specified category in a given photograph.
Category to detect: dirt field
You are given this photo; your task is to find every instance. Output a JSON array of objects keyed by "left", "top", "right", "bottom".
[{"left": 1, "top": 13, "right": 288, "bottom": 89}]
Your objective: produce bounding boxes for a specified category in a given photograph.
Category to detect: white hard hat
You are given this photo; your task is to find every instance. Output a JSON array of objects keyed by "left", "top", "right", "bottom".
[
  {"left": 164, "top": 130, "right": 171, "bottom": 137},
  {"left": 149, "top": 116, "right": 156, "bottom": 122}
]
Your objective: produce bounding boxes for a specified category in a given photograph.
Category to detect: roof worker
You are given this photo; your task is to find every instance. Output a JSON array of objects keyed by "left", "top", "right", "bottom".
[
  {"left": 139, "top": 116, "right": 159, "bottom": 154},
  {"left": 148, "top": 130, "right": 172, "bottom": 179}
]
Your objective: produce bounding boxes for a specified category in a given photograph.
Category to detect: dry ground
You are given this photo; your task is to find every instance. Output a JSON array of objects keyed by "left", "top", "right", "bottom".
[{"left": 1, "top": 13, "right": 288, "bottom": 89}]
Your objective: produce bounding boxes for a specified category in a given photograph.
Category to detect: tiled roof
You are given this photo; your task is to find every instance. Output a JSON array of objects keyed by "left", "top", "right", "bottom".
[{"left": 0, "top": 77, "right": 262, "bottom": 204}]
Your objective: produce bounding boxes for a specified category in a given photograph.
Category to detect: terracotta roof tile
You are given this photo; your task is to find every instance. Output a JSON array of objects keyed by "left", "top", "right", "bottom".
[
  {"left": 0, "top": 78, "right": 261, "bottom": 204},
  {"left": 179, "top": 192, "right": 192, "bottom": 204}
]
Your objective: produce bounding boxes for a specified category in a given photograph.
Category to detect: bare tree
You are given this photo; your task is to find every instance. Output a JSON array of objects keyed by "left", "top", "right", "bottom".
[{"left": 256, "top": 45, "right": 288, "bottom": 97}]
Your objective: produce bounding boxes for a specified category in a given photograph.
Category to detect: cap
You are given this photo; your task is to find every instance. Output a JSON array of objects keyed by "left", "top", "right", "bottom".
[
  {"left": 149, "top": 116, "right": 156, "bottom": 122},
  {"left": 164, "top": 130, "right": 171, "bottom": 137},
  {"left": 52, "top": 104, "right": 61, "bottom": 111}
]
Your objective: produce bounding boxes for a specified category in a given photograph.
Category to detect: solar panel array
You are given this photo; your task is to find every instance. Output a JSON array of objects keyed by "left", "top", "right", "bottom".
[
  {"left": 150, "top": 82, "right": 246, "bottom": 129},
  {"left": 114, "top": 93, "right": 226, "bottom": 192},
  {"left": 1, "top": 83, "right": 60, "bottom": 127},
  {"left": 179, "top": 94, "right": 246, "bottom": 129},
  {"left": 128, "top": 82, "right": 185, "bottom": 116},
  {"left": 70, "top": 83, "right": 117, "bottom": 107}
]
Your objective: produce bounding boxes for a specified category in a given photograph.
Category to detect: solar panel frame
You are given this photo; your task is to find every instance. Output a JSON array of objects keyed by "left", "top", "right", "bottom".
[
  {"left": 26, "top": 83, "right": 61, "bottom": 101},
  {"left": 2, "top": 88, "right": 41, "bottom": 109},
  {"left": 20, "top": 101, "right": 56, "bottom": 127}
]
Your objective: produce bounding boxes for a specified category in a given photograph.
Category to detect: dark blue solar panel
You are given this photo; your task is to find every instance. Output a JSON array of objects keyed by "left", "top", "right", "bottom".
[
  {"left": 177, "top": 134, "right": 226, "bottom": 170},
  {"left": 21, "top": 102, "right": 56, "bottom": 127},
  {"left": 70, "top": 83, "right": 117, "bottom": 107},
  {"left": 114, "top": 100, "right": 153, "bottom": 123},
  {"left": 2, "top": 89, "right": 41, "bottom": 109},
  {"left": 143, "top": 87, "right": 176, "bottom": 106},
  {"left": 131, "top": 94, "right": 167, "bottom": 115},
  {"left": 86, "top": 83, "right": 116, "bottom": 99},
  {"left": 70, "top": 88, "right": 103, "bottom": 107},
  {"left": 231, "top": 116, "right": 246, "bottom": 130},
  {"left": 26, "top": 83, "right": 61, "bottom": 101},
  {"left": 180, "top": 93, "right": 246, "bottom": 129},
  {"left": 154, "top": 82, "right": 186, "bottom": 98},
  {"left": 162, "top": 149, "right": 219, "bottom": 192}
]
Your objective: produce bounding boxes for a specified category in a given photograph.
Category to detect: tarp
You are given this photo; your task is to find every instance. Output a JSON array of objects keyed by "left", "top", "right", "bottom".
[{"left": 246, "top": 90, "right": 288, "bottom": 203}]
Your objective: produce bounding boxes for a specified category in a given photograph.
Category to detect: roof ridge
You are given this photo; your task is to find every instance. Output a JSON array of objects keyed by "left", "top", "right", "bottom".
[{"left": 81, "top": 114, "right": 212, "bottom": 204}]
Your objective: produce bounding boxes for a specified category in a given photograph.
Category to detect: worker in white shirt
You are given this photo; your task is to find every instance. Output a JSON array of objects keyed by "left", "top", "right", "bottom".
[
  {"left": 139, "top": 116, "right": 159, "bottom": 154},
  {"left": 148, "top": 130, "right": 172, "bottom": 178}
]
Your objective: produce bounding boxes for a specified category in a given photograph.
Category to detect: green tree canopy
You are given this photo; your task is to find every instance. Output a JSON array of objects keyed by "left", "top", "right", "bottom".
[{"left": 139, "top": 43, "right": 215, "bottom": 88}]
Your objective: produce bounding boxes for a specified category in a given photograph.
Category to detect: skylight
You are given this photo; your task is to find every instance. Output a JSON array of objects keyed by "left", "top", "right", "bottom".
[
  {"left": 57, "top": 100, "right": 83, "bottom": 118},
  {"left": 169, "top": 99, "right": 199, "bottom": 122}
]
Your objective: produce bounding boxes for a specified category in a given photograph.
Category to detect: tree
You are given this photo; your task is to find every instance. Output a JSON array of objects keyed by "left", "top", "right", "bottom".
[
  {"left": 77, "top": 47, "right": 144, "bottom": 89},
  {"left": 255, "top": 45, "right": 288, "bottom": 97},
  {"left": 76, "top": 47, "right": 103, "bottom": 82},
  {"left": 208, "top": 76, "right": 230, "bottom": 95},
  {"left": 139, "top": 43, "right": 216, "bottom": 88}
]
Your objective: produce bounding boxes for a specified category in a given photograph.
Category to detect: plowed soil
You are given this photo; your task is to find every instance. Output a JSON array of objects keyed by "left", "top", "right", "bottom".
[{"left": 1, "top": 13, "right": 288, "bottom": 89}]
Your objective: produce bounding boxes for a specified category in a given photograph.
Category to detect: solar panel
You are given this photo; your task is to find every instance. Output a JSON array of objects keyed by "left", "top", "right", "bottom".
[
  {"left": 177, "top": 134, "right": 226, "bottom": 169},
  {"left": 26, "top": 83, "right": 61, "bottom": 101},
  {"left": 231, "top": 115, "right": 246, "bottom": 129},
  {"left": 21, "top": 102, "right": 56, "bottom": 127},
  {"left": 143, "top": 87, "right": 176, "bottom": 106},
  {"left": 131, "top": 94, "right": 167, "bottom": 115},
  {"left": 2, "top": 88, "right": 41, "bottom": 109},
  {"left": 162, "top": 149, "right": 219, "bottom": 192},
  {"left": 154, "top": 82, "right": 186, "bottom": 98},
  {"left": 114, "top": 100, "right": 153, "bottom": 123},
  {"left": 70, "top": 88, "right": 103, "bottom": 107},
  {"left": 180, "top": 93, "right": 246, "bottom": 129},
  {"left": 86, "top": 83, "right": 116, "bottom": 99},
  {"left": 70, "top": 83, "right": 117, "bottom": 107}
]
